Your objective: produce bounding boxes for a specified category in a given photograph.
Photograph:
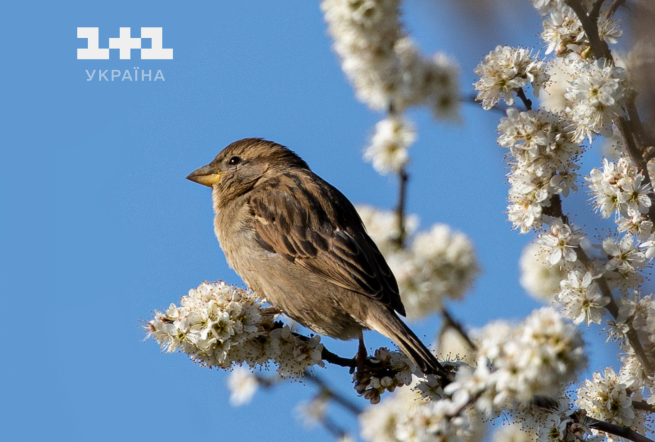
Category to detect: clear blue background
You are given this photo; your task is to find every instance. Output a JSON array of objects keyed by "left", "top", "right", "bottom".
[{"left": 1, "top": 1, "right": 636, "bottom": 441}]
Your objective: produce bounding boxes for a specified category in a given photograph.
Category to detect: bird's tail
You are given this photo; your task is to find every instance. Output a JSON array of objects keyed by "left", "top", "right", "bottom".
[{"left": 371, "top": 310, "right": 446, "bottom": 377}]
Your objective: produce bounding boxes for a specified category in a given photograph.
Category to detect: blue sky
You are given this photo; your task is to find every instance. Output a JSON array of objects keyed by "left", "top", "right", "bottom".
[{"left": 1, "top": 1, "right": 636, "bottom": 441}]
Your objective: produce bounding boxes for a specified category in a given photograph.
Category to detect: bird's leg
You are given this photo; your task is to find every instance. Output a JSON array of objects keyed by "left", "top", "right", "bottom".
[{"left": 354, "top": 332, "right": 369, "bottom": 384}]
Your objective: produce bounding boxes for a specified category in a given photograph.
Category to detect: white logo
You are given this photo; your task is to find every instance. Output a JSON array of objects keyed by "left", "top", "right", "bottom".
[{"left": 77, "top": 27, "right": 173, "bottom": 60}]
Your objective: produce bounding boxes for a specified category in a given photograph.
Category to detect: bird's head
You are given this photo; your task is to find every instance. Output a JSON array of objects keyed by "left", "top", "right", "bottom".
[{"left": 187, "top": 138, "right": 309, "bottom": 201}]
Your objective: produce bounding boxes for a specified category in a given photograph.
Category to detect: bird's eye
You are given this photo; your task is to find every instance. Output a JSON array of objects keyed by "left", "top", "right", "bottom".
[{"left": 228, "top": 156, "right": 242, "bottom": 166}]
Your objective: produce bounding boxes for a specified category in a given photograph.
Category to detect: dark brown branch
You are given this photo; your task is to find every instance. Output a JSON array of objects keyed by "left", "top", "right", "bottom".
[
  {"left": 590, "top": 0, "right": 607, "bottom": 21},
  {"left": 441, "top": 307, "right": 477, "bottom": 352},
  {"left": 516, "top": 87, "right": 533, "bottom": 111},
  {"left": 394, "top": 168, "right": 409, "bottom": 249},
  {"left": 286, "top": 322, "right": 452, "bottom": 382},
  {"left": 320, "top": 345, "right": 356, "bottom": 369},
  {"left": 572, "top": 411, "right": 655, "bottom": 442},
  {"left": 564, "top": 0, "right": 613, "bottom": 60}
]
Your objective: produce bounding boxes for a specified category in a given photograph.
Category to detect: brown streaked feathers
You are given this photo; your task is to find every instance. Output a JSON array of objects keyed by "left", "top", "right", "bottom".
[{"left": 249, "top": 170, "right": 406, "bottom": 316}]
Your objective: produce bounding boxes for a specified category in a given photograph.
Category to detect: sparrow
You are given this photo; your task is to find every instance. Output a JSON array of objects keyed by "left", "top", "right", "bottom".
[{"left": 187, "top": 138, "right": 445, "bottom": 376}]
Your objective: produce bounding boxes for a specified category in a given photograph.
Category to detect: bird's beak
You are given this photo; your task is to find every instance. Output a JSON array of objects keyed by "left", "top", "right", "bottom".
[{"left": 186, "top": 163, "right": 222, "bottom": 187}]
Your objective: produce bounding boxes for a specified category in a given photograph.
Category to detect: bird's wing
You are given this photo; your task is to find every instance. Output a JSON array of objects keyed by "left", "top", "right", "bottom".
[{"left": 248, "top": 171, "right": 406, "bottom": 316}]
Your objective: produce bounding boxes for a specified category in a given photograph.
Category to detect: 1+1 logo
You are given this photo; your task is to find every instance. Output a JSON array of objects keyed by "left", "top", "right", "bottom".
[{"left": 78, "top": 27, "right": 172, "bottom": 81}]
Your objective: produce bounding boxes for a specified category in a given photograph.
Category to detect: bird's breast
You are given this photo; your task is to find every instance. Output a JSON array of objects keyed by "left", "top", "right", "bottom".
[{"left": 213, "top": 201, "right": 270, "bottom": 293}]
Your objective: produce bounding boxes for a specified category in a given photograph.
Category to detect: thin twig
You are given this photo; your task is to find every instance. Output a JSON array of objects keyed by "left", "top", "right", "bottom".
[
  {"left": 604, "top": 0, "right": 626, "bottom": 18},
  {"left": 462, "top": 93, "right": 508, "bottom": 115},
  {"left": 516, "top": 87, "right": 533, "bottom": 111},
  {"left": 394, "top": 168, "right": 409, "bottom": 249},
  {"left": 304, "top": 371, "right": 364, "bottom": 415},
  {"left": 590, "top": 0, "right": 607, "bottom": 21},
  {"left": 564, "top": 0, "right": 613, "bottom": 60},
  {"left": 441, "top": 308, "right": 477, "bottom": 352}
]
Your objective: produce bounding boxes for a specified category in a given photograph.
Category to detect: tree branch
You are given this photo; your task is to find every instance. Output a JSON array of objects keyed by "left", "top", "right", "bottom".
[
  {"left": 516, "top": 87, "right": 533, "bottom": 111},
  {"left": 564, "top": 0, "right": 613, "bottom": 60},
  {"left": 572, "top": 410, "right": 655, "bottom": 442},
  {"left": 543, "top": 195, "right": 654, "bottom": 375},
  {"left": 441, "top": 307, "right": 477, "bottom": 352},
  {"left": 304, "top": 371, "right": 364, "bottom": 415},
  {"left": 311, "top": 335, "right": 451, "bottom": 381},
  {"left": 320, "top": 345, "right": 357, "bottom": 369},
  {"left": 590, "top": 0, "right": 607, "bottom": 21},
  {"left": 462, "top": 93, "right": 508, "bottom": 115},
  {"left": 393, "top": 168, "right": 409, "bottom": 249},
  {"left": 604, "top": 0, "right": 626, "bottom": 18}
]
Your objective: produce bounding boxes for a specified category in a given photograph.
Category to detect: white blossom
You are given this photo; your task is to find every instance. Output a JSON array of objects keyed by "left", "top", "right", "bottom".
[
  {"left": 556, "top": 270, "right": 609, "bottom": 325},
  {"left": 474, "top": 46, "right": 549, "bottom": 110},
  {"left": 459, "top": 308, "right": 586, "bottom": 413},
  {"left": 640, "top": 233, "right": 655, "bottom": 259},
  {"left": 397, "top": 224, "right": 479, "bottom": 319},
  {"left": 320, "top": 0, "right": 460, "bottom": 117},
  {"left": 530, "top": 0, "right": 566, "bottom": 16},
  {"left": 519, "top": 242, "right": 568, "bottom": 302},
  {"left": 295, "top": 396, "right": 327, "bottom": 428},
  {"left": 587, "top": 157, "right": 653, "bottom": 219},
  {"left": 539, "top": 58, "right": 571, "bottom": 112},
  {"left": 576, "top": 367, "right": 636, "bottom": 427},
  {"left": 147, "top": 282, "right": 324, "bottom": 378},
  {"left": 360, "top": 386, "right": 417, "bottom": 442},
  {"left": 498, "top": 108, "right": 581, "bottom": 232},
  {"left": 364, "top": 116, "right": 416, "bottom": 174},
  {"left": 227, "top": 366, "right": 259, "bottom": 406},
  {"left": 355, "top": 348, "right": 416, "bottom": 404},
  {"left": 413, "top": 374, "right": 445, "bottom": 402},
  {"left": 492, "top": 423, "right": 535, "bottom": 442},
  {"left": 541, "top": 5, "right": 621, "bottom": 57},
  {"left": 395, "top": 398, "right": 471, "bottom": 442},
  {"left": 564, "top": 60, "right": 627, "bottom": 142},
  {"left": 537, "top": 218, "right": 583, "bottom": 266},
  {"left": 539, "top": 411, "right": 573, "bottom": 441},
  {"left": 603, "top": 235, "right": 647, "bottom": 274},
  {"left": 356, "top": 205, "right": 419, "bottom": 256}
]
